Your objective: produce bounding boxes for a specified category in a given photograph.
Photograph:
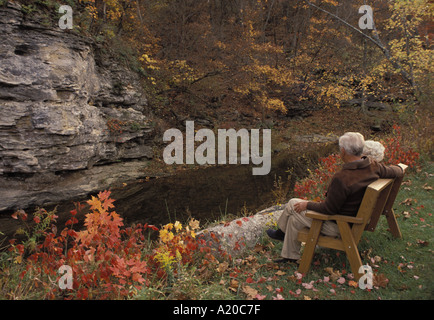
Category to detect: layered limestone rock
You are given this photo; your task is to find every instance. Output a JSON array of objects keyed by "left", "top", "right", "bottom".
[{"left": 0, "top": 3, "right": 154, "bottom": 211}]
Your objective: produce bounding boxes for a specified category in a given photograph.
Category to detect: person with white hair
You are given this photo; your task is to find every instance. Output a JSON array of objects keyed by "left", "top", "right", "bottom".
[
  {"left": 267, "top": 132, "right": 404, "bottom": 264},
  {"left": 363, "top": 140, "right": 385, "bottom": 162}
]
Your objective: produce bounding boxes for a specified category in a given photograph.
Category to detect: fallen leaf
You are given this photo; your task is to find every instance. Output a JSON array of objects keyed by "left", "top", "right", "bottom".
[
  {"left": 217, "top": 262, "right": 229, "bottom": 273},
  {"left": 253, "top": 244, "right": 266, "bottom": 253},
  {"left": 255, "top": 294, "right": 266, "bottom": 300},
  {"left": 416, "top": 239, "right": 429, "bottom": 246},
  {"left": 324, "top": 267, "right": 342, "bottom": 281},
  {"left": 402, "top": 211, "right": 411, "bottom": 219},
  {"left": 302, "top": 281, "right": 314, "bottom": 289},
  {"left": 246, "top": 277, "right": 255, "bottom": 283},
  {"left": 422, "top": 183, "right": 432, "bottom": 191},
  {"left": 257, "top": 276, "right": 267, "bottom": 283},
  {"left": 337, "top": 277, "right": 346, "bottom": 284},
  {"left": 400, "top": 198, "right": 414, "bottom": 206},
  {"left": 229, "top": 279, "right": 239, "bottom": 292},
  {"left": 242, "top": 285, "right": 258, "bottom": 299},
  {"left": 402, "top": 180, "right": 412, "bottom": 186},
  {"left": 373, "top": 274, "right": 389, "bottom": 288},
  {"left": 275, "top": 270, "right": 286, "bottom": 276}
]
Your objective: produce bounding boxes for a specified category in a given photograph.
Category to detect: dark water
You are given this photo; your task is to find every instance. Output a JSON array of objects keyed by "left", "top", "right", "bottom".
[{"left": 107, "top": 144, "right": 336, "bottom": 227}]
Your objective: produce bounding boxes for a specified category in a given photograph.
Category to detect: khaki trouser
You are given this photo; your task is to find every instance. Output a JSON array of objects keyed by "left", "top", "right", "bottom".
[{"left": 277, "top": 198, "right": 340, "bottom": 260}]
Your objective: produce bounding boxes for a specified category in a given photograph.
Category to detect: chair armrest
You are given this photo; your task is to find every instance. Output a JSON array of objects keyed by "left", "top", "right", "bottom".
[
  {"left": 329, "top": 215, "right": 363, "bottom": 224},
  {"left": 305, "top": 212, "right": 363, "bottom": 224},
  {"left": 305, "top": 212, "right": 333, "bottom": 221}
]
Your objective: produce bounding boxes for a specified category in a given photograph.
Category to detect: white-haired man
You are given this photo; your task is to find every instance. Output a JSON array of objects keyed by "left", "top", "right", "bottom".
[{"left": 267, "top": 132, "right": 404, "bottom": 263}]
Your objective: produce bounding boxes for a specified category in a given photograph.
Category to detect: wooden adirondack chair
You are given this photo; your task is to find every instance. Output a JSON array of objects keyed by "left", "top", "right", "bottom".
[{"left": 296, "top": 174, "right": 404, "bottom": 281}]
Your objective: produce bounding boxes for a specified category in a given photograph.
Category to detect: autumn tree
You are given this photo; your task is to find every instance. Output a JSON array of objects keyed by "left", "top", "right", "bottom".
[{"left": 12, "top": 0, "right": 432, "bottom": 119}]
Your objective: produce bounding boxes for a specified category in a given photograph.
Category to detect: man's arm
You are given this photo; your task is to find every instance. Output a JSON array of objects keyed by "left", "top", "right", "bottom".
[
  {"left": 305, "top": 176, "right": 348, "bottom": 215},
  {"left": 377, "top": 162, "right": 405, "bottom": 179}
]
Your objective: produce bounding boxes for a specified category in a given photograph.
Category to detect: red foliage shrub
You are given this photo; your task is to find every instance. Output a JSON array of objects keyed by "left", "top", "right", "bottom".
[
  {"left": 381, "top": 124, "right": 420, "bottom": 168},
  {"left": 9, "top": 190, "right": 226, "bottom": 299},
  {"left": 293, "top": 153, "right": 342, "bottom": 201}
]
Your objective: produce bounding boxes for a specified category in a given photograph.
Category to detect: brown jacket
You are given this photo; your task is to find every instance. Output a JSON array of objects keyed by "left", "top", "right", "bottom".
[{"left": 306, "top": 157, "right": 403, "bottom": 216}]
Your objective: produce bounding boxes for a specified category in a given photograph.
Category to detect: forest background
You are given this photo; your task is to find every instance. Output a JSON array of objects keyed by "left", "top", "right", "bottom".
[{"left": 14, "top": 0, "right": 432, "bottom": 127}]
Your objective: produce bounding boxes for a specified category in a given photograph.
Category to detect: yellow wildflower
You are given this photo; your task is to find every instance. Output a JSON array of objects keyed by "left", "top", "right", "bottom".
[
  {"left": 174, "top": 221, "right": 182, "bottom": 232},
  {"left": 159, "top": 228, "right": 174, "bottom": 243}
]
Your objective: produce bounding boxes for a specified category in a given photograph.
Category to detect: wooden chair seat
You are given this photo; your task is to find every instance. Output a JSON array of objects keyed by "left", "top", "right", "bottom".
[{"left": 296, "top": 164, "right": 407, "bottom": 281}]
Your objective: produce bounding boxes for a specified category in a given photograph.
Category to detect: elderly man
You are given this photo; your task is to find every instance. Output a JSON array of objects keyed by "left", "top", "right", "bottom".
[{"left": 267, "top": 132, "right": 404, "bottom": 263}]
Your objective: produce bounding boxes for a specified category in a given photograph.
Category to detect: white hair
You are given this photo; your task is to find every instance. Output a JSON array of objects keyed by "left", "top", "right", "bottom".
[
  {"left": 363, "top": 140, "right": 385, "bottom": 162},
  {"left": 339, "top": 132, "right": 365, "bottom": 156}
]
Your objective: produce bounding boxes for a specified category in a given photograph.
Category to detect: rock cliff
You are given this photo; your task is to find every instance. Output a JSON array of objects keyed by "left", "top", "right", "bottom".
[{"left": 0, "top": 3, "right": 154, "bottom": 211}]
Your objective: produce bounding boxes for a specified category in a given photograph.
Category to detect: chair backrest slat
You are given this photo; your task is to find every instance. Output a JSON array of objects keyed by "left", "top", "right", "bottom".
[{"left": 352, "top": 179, "right": 393, "bottom": 243}]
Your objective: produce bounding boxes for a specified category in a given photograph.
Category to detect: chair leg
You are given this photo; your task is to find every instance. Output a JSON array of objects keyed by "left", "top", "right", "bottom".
[
  {"left": 385, "top": 209, "right": 402, "bottom": 238},
  {"left": 337, "top": 221, "right": 363, "bottom": 281},
  {"left": 298, "top": 220, "right": 323, "bottom": 274}
]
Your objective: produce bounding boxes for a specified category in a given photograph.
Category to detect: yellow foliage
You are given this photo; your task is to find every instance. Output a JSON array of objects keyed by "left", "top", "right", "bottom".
[{"left": 266, "top": 98, "right": 287, "bottom": 113}]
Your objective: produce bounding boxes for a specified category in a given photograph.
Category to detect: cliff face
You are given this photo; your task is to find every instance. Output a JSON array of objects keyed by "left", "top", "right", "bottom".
[{"left": 0, "top": 3, "right": 154, "bottom": 211}]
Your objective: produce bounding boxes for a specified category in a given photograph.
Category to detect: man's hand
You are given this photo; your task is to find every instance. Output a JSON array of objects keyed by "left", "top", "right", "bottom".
[
  {"left": 294, "top": 201, "right": 308, "bottom": 214},
  {"left": 397, "top": 163, "right": 408, "bottom": 172}
]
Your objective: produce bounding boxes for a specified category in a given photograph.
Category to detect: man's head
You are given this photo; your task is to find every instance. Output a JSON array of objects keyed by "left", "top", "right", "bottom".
[{"left": 339, "top": 132, "right": 365, "bottom": 161}]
